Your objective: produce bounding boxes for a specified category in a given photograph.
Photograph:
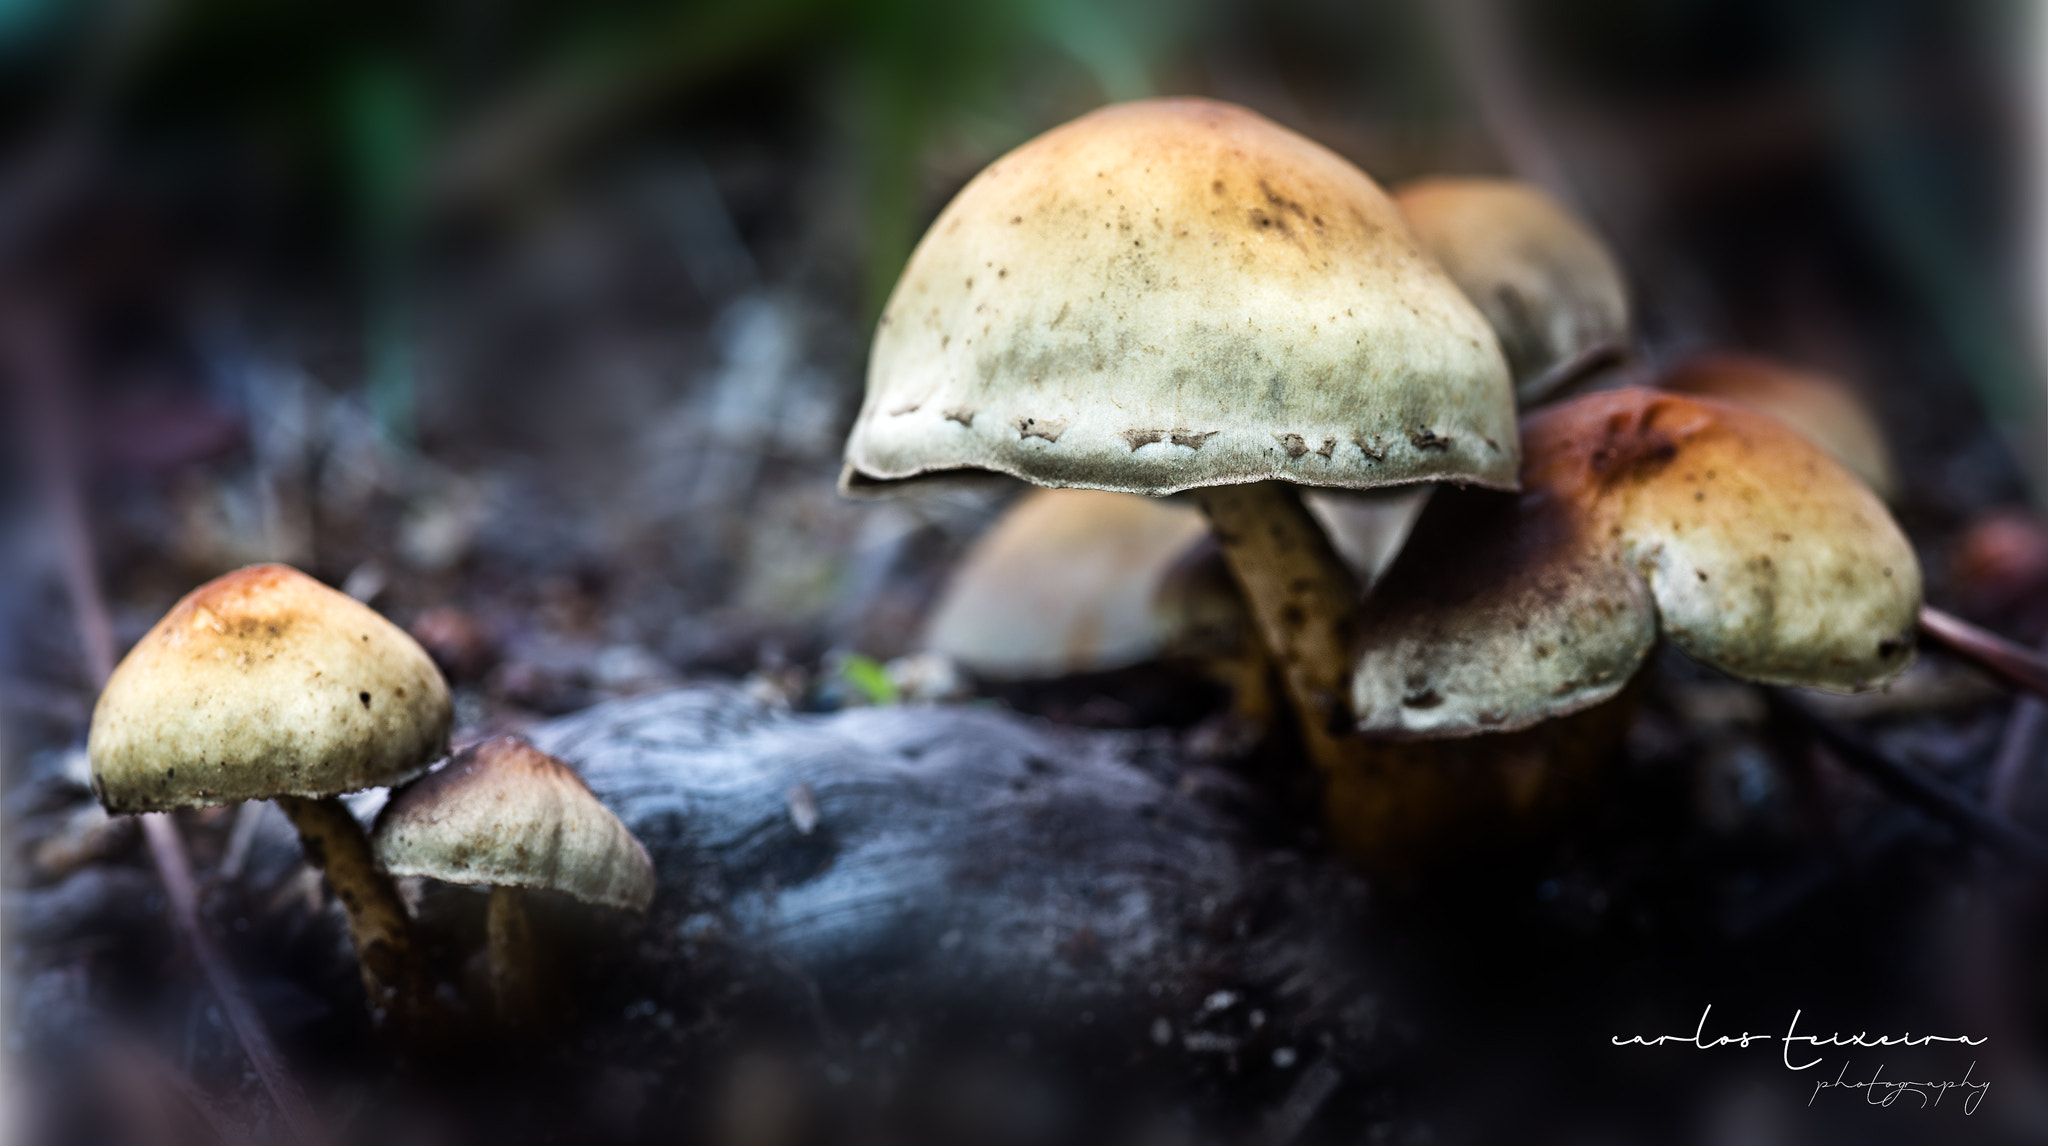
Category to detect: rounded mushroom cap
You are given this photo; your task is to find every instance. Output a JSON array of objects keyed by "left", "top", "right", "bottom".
[
  {"left": 1352, "top": 388, "right": 1921, "bottom": 737},
  {"left": 923, "top": 489, "right": 1213, "bottom": 678},
  {"left": 372, "top": 736, "right": 654, "bottom": 912},
  {"left": 1393, "top": 177, "right": 1630, "bottom": 402},
  {"left": 844, "top": 97, "right": 1517, "bottom": 498},
  {"left": 89, "top": 564, "right": 452, "bottom": 813},
  {"left": 1658, "top": 352, "right": 1898, "bottom": 499}
]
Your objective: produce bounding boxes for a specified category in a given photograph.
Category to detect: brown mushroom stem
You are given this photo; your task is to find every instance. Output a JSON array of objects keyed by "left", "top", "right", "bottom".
[
  {"left": 1919, "top": 606, "right": 2048, "bottom": 702},
  {"left": 275, "top": 795, "right": 432, "bottom": 1025},
  {"left": 1194, "top": 481, "right": 1363, "bottom": 774},
  {"left": 486, "top": 885, "right": 539, "bottom": 1026}
]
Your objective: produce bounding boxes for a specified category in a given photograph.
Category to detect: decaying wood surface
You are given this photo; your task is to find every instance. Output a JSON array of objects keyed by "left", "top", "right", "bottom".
[{"left": 527, "top": 686, "right": 1366, "bottom": 1013}]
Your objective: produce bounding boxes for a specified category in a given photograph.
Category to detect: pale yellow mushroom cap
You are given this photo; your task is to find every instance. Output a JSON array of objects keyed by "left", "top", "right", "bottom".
[
  {"left": 89, "top": 564, "right": 452, "bottom": 813},
  {"left": 1658, "top": 352, "right": 1898, "bottom": 500},
  {"left": 372, "top": 736, "right": 654, "bottom": 912},
  {"left": 843, "top": 97, "right": 1518, "bottom": 498},
  {"left": 923, "top": 489, "right": 1212, "bottom": 679},
  {"left": 1394, "top": 177, "right": 1630, "bottom": 402},
  {"left": 924, "top": 485, "right": 1430, "bottom": 680},
  {"left": 1351, "top": 388, "right": 1921, "bottom": 737}
]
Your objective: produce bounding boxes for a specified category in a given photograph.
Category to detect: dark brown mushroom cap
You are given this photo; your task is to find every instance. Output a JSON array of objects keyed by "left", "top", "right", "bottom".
[
  {"left": 843, "top": 97, "right": 1517, "bottom": 498},
  {"left": 1352, "top": 388, "right": 1922, "bottom": 737},
  {"left": 372, "top": 736, "right": 654, "bottom": 912},
  {"left": 89, "top": 564, "right": 452, "bottom": 812}
]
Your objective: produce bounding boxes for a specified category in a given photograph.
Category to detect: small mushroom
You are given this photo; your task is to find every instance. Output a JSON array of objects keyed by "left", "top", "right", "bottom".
[
  {"left": 923, "top": 489, "right": 1212, "bottom": 680},
  {"left": 1658, "top": 352, "right": 1898, "bottom": 500},
  {"left": 923, "top": 485, "right": 1434, "bottom": 726},
  {"left": 842, "top": 97, "right": 1519, "bottom": 780},
  {"left": 1394, "top": 177, "right": 1631, "bottom": 402},
  {"left": 371, "top": 735, "right": 654, "bottom": 1026},
  {"left": 1333, "top": 388, "right": 1921, "bottom": 862},
  {"left": 88, "top": 564, "right": 449, "bottom": 1025}
]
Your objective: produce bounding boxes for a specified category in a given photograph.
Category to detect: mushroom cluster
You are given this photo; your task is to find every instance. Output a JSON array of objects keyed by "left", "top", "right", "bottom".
[
  {"left": 851, "top": 96, "right": 2048, "bottom": 870},
  {"left": 89, "top": 564, "right": 450, "bottom": 1024},
  {"left": 87, "top": 563, "right": 654, "bottom": 1031},
  {"left": 845, "top": 96, "right": 1519, "bottom": 781}
]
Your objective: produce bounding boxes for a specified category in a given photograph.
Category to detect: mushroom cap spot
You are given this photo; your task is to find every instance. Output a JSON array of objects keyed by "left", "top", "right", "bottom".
[
  {"left": 1657, "top": 352, "right": 1898, "bottom": 500},
  {"left": 1351, "top": 388, "right": 1922, "bottom": 737},
  {"left": 924, "top": 489, "right": 1214, "bottom": 678},
  {"left": 371, "top": 736, "right": 655, "bottom": 913},
  {"left": 88, "top": 564, "right": 453, "bottom": 812},
  {"left": 1393, "top": 177, "right": 1630, "bottom": 402},
  {"left": 843, "top": 97, "right": 1518, "bottom": 498}
]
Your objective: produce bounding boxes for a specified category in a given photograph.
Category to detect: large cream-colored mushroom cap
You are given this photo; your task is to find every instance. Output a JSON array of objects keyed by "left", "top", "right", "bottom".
[
  {"left": 373, "top": 736, "right": 654, "bottom": 912},
  {"left": 1394, "top": 177, "right": 1629, "bottom": 402},
  {"left": 1351, "top": 388, "right": 1921, "bottom": 737},
  {"left": 1658, "top": 352, "right": 1898, "bottom": 499},
  {"left": 89, "top": 564, "right": 452, "bottom": 813},
  {"left": 844, "top": 97, "right": 1517, "bottom": 498}
]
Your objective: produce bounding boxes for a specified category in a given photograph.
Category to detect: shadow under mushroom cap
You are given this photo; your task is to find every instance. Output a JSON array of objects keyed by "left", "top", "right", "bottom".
[{"left": 1351, "top": 388, "right": 1922, "bottom": 738}]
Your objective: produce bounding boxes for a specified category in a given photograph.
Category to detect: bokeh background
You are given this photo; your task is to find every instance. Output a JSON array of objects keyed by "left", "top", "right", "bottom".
[{"left": 5, "top": 1, "right": 2048, "bottom": 1144}]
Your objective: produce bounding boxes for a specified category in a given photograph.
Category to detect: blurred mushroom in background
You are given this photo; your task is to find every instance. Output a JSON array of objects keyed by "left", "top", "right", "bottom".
[{"left": 1394, "top": 176, "right": 1632, "bottom": 404}]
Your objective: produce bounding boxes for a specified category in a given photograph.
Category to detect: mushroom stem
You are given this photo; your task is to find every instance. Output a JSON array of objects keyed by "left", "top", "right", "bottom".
[
  {"left": 486, "top": 885, "right": 539, "bottom": 1027},
  {"left": 275, "top": 795, "right": 433, "bottom": 1026},
  {"left": 1919, "top": 606, "right": 2048, "bottom": 702},
  {"left": 1194, "top": 481, "right": 1362, "bottom": 773}
]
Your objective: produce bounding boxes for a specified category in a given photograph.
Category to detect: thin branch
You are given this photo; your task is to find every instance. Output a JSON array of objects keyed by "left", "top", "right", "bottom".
[
  {"left": 1919, "top": 605, "right": 2048, "bottom": 702},
  {"left": 1766, "top": 689, "right": 2048, "bottom": 871},
  {"left": 5, "top": 305, "right": 319, "bottom": 1145}
]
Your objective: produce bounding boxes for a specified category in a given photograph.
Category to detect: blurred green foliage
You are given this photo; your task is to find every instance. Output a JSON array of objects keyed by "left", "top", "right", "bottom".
[{"left": 26, "top": 0, "right": 1188, "bottom": 436}]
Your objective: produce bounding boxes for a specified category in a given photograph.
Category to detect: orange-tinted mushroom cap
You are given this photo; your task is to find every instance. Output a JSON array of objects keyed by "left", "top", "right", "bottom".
[
  {"left": 89, "top": 564, "right": 452, "bottom": 812},
  {"left": 1658, "top": 352, "right": 1898, "bottom": 500},
  {"left": 1352, "top": 388, "right": 1922, "bottom": 736}
]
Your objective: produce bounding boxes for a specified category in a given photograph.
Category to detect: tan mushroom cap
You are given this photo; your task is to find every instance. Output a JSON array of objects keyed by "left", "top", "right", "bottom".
[
  {"left": 844, "top": 97, "right": 1517, "bottom": 498},
  {"left": 925, "top": 485, "right": 1431, "bottom": 679},
  {"left": 1351, "top": 388, "right": 1921, "bottom": 737},
  {"left": 1393, "top": 177, "right": 1630, "bottom": 402},
  {"left": 89, "top": 564, "right": 452, "bottom": 813},
  {"left": 923, "top": 489, "right": 1212, "bottom": 678},
  {"left": 1658, "top": 352, "right": 1899, "bottom": 500},
  {"left": 372, "top": 736, "right": 654, "bottom": 912}
]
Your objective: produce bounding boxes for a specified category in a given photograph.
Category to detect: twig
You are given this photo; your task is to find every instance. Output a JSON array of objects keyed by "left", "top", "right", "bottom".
[
  {"left": 6, "top": 305, "right": 319, "bottom": 1145},
  {"left": 1919, "top": 605, "right": 2048, "bottom": 702},
  {"left": 1766, "top": 690, "right": 2048, "bottom": 871}
]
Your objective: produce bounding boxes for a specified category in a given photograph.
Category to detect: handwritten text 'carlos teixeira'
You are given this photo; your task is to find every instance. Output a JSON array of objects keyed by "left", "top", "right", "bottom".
[{"left": 1612, "top": 1006, "right": 1991, "bottom": 1114}]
